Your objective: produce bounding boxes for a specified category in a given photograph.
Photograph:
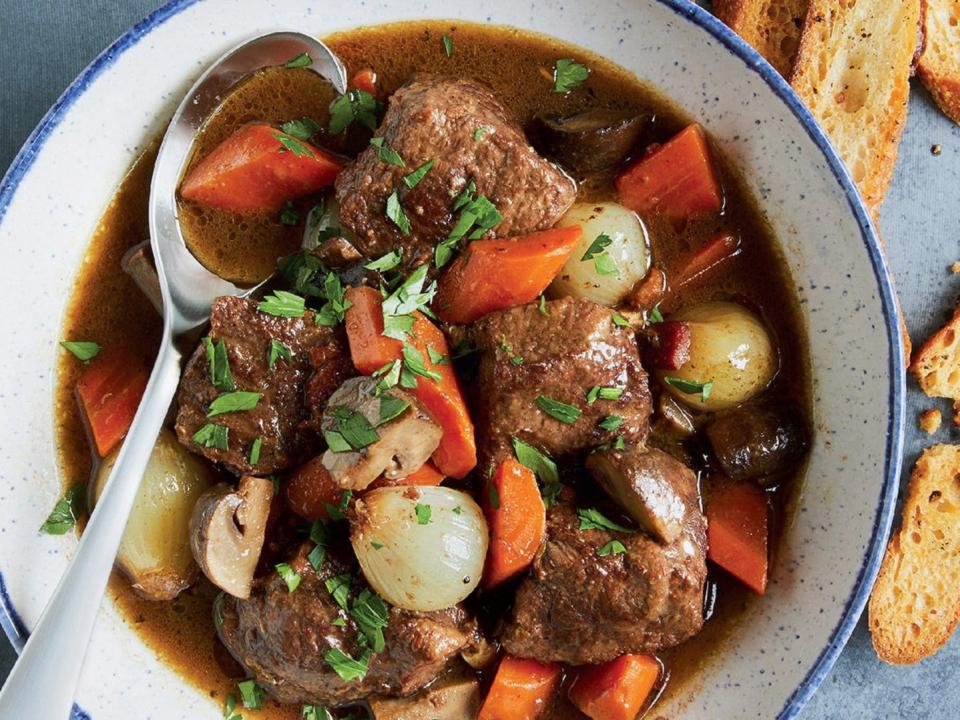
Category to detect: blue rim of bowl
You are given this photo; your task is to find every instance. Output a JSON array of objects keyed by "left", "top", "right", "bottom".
[{"left": 0, "top": 1, "right": 905, "bottom": 718}]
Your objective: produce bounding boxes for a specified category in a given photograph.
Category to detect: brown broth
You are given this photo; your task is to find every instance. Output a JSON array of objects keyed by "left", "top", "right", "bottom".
[{"left": 56, "top": 20, "right": 811, "bottom": 719}]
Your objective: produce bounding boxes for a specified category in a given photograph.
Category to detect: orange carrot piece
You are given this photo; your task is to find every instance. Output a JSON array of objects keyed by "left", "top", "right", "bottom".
[
  {"left": 568, "top": 654, "right": 660, "bottom": 720},
  {"left": 478, "top": 656, "right": 562, "bottom": 720},
  {"left": 285, "top": 456, "right": 343, "bottom": 522},
  {"left": 350, "top": 67, "right": 377, "bottom": 95},
  {"left": 615, "top": 123, "right": 723, "bottom": 221},
  {"left": 368, "top": 461, "right": 446, "bottom": 490},
  {"left": 706, "top": 478, "right": 769, "bottom": 594},
  {"left": 75, "top": 349, "right": 149, "bottom": 458},
  {"left": 180, "top": 124, "right": 342, "bottom": 212},
  {"left": 483, "top": 458, "right": 547, "bottom": 589},
  {"left": 343, "top": 287, "right": 477, "bottom": 478},
  {"left": 434, "top": 226, "right": 582, "bottom": 324},
  {"left": 670, "top": 232, "right": 741, "bottom": 292}
]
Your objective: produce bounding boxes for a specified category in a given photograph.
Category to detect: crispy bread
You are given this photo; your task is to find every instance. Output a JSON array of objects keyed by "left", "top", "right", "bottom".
[
  {"left": 789, "top": 0, "right": 923, "bottom": 215},
  {"left": 713, "top": 0, "right": 811, "bottom": 77},
  {"left": 911, "top": 303, "right": 960, "bottom": 424},
  {"left": 919, "top": 408, "right": 944, "bottom": 434},
  {"left": 869, "top": 445, "right": 960, "bottom": 664},
  {"left": 918, "top": 0, "right": 960, "bottom": 125}
]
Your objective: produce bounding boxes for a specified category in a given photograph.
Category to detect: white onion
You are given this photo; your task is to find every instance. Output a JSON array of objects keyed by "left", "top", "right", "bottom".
[
  {"left": 93, "top": 428, "right": 214, "bottom": 600},
  {"left": 549, "top": 202, "right": 651, "bottom": 306},
  {"left": 351, "top": 486, "right": 488, "bottom": 612},
  {"left": 658, "top": 301, "right": 778, "bottom": 411}
]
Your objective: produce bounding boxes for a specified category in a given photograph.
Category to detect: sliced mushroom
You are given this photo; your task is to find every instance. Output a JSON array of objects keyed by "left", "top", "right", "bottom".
[
  {"left": 586, "top": 446, "right": 693, "bottom": 544},
  {"left": 315, "top": 235, "right": 363, "bottom": 267},
  {"left": 189, "top": 475, "right": 273, "bottom": 599},
  {"left": 530, "top": 109, "right": 648, "bottom": 177},
  {"left": 369, "top": 665, "right": 481, "bottom": 720},
  {"left": 321, "top": 376, "right": 442, "bottom": 491}
]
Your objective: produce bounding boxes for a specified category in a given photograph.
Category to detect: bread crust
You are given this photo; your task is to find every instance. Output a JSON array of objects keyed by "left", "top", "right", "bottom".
[
  {"left": 714, "top": 0, "right": 811, "bottom": 77},
  {"left": 910, "top": 303, "right": 960, "bottom": 423},
  {"left": 918, "top": 0, "right": 960, "bottom": 124}
]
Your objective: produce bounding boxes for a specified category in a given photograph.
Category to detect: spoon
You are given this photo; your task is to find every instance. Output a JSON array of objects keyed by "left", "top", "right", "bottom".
[{"left": 0, "top": 31, "right": 346, "bottom": 719}]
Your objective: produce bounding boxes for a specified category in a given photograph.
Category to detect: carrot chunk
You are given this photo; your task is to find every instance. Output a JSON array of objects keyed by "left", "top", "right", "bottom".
[
  {"left": 350, "top": 67, "right": 377, "bottom": 95},
  {"left": 482, "top": 458, "right": 547, "bottom": 589},
  {"left": 670, "top": 232, "right": 741, "bottom": 292},
  {"left": 706, "top": 477, "right": 769, "bottom": 594},
  {"left": 434, "top": 226, "right": 582, "bottom": 324},
  {"left": 180, "top": 124, "right": 341, "bottom": 212},
  {"left": 343, "top": 286, "right": 403, "bottom": 374},
  {"left": 615, "top": 123, "right": 723, "bottom": 220},
  {"left": 478, "top": 655, "right": 562, "bottom": 720},
  {"left": 568, "top": 654, "right": 661, "bottom": 720},
  {"left": 285, "top": 456, "right": 343, "bottom": 522},
  {"left": 75, "top": 349, "right": 149, "bottom": 457}
]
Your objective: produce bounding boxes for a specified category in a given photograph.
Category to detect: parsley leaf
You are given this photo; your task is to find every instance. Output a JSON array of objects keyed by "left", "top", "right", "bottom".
[
  {"left": 301, "top": 705, "right": 334, "bottom": 720},
  {"left": 373, "top": 359, "right": 402, "bottom": 395},
  {"left": 442, "top": 33, "right": 454, "bottom": 57},
  {"left": 284, "top": 51, "right": 312, "bottom": 68},
  {"left": 426, "top": 345, "right": 449, "bottom": 365},
  {"left": 377, "top": 393, "right": 410, "bottom": 426},
  {"left": 281, "top": 116, "right": 321, "bottom": 141},
  {"left": 402, "top": 159, "right": 435, "bottom": 188},
  {"left": 663, "top": 376, "right": 714, "bottom": 403},
  {"left": 324, "top": 648, "right": 370, "bottom": 682},
  {"left": 599, "top": 415, "right": 624, "bottom": 432},
  {"left": 538, "top": 295, "right": 550, "bottom": 316},
  {"left": 273, "top": 132, "right": 315, "bottom": 159},
  {"left": 350, "top": 588, "right": 389, "bottom": 652},
  {"left": 370, "top": 137, "right": 405, "bottom": 167},
  {"left": 612, "top": 312, "right": 631, "bottom": 328},
  {"left": 276, "top": 563, "right": 302, "bottom": 593},
  {"left": 511, "top": 436, "right": 560, "bottom": 490},
  {"left": 597, "top": 539, "right": 627, "bottom": 557},
  {"left": 315, "top": 272, "right": 352, "bottom": 326},
  {"left": 60, "top": 340, "right": 100, "bottom": 362},
  {"left": 204, "top": 337, "right": 235, "bottom": 391},
  {"left": 553, "top": 58, "right": 590, "bottom": 93},
  {"left": 280, "top": 201, "right": 300, "bottom": 226},
  {"left": 223, "top": 693, "right": 242, "bottom": 720},
  {"left": 329, "top": 89, "right": 379, "bottom": 134},
  {"left": 577, "top": 507, "right": 634, "bottom": 533},
  {"left": 648, "top": 304, "right": 664, "bottom": 324},
  {"left": 327, "top": 406, "right": 379, "bottom": 450},
  {"left": 435, "top": 183, "right": 502, "bottom": 267},
  {"left": 39, "top": 484, "right": 86, "bottom": 535},
  {"left": 535, "top": 395, "right": 582, "bottom": 424},
  {"left": 415, "top": 503, "right": 432, "bottom": 524},
  {"left": 402, "top": 343, "right": 441, "bottom": 382},
  {"left": 193, "top": 423, "right": 229, "bottom": 450},
  {"left": 207, "top": 391, "right": 261, "bottom": 417},
  {"left": 238, "top": 679, "right": 265, "bottom": 709},
  {"left": 586, "top": 386, "right": 623, "bottom": 404},
  {"left": 365, "top": 249, "right": 404, "bottom": 272},
  {"left": 268, "top": 339, "right": 293, "bottom": 370},
  {"left": 581, "top": 234, "right": 612, "bottom": 261},
  {"left": 325, "top": 572, "right": 351, "bottom": 610},
  {"left": 249, "top": 437, "right": 262, "bottom": 465},
  {"left": 385, "top": 191, "right": 412, "bottom": 235},
  {"left": 380, "top": 265, "right": 437, "bottom": 339},
  {"left": 308, "top": 519, "right": 331, "bottom": 571},
  {"left": 473, "top": 127, "right": 486, "bottom": 140},
  {"left": 258, "top": 290, "right": 306, "bottom": 317}
]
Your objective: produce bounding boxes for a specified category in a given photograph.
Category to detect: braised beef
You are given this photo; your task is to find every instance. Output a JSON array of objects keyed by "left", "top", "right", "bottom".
[
  {"left": 705, "top": 402, "right": 809, "bottom": 483},
  {"left": 175, "top": 296, "right": 353, "bottom": 475},
  {"left": 335, "top": 76, "right": 577, "bottom": 263},
  {"left": 468, "top": 297, "right": 652, "bottom": 466},
  {"left": 217, "top": 547, "right": 479, "bottom": 706},
  {"left": 500, "top": 487, "right": 707, "bottom": 665}
]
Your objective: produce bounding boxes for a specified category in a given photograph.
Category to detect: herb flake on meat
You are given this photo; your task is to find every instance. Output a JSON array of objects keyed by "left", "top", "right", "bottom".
[
  {"left": 275, "top": 563, "right": 302, "bottom": 593},
  {"left": 207, "top": 391, "right": 262, "bottom": 417},
  {"left": 329, "top": 89, "right": 380, "bottom": 134},
  {"left": 442, "top": 34, "right": 454, "bottom": 57},
  {"left": 258, "top": 290, "right": 306, "bottom": 317},
  {"left": 577, "top": 506, "right": 634, "bottom": 533},
  {"left": 402, "top": 159, "right": 435, "bottom": 188},
  {"left": 535, "top": 395, "right": 582, "bottom": 424},
  {"left": 385, "top": 191, "right": 412, "bottom": 235},
  {"left": 267, "top": 339, "right": 292, "bottom": 370},
  {"left": 249, "top": 437, "right": 262, "bottom": 465},
  {"left": 597, "top": 539, "right": 627, "bottom": 557},
  {"left": 238, "top": 679, "right": 265, "bottom": 709},
  {"left": 204, "top": 336, "right": 235, "bottom": 391},
  {"left": 193, "top": 423, "right": 229, "bottom": 450},
  {"left": 370, "top": 136, "right": 405, "bottom": 167},
  {"left": 324, "top": 647, "right": 371, "bottom": 682}
]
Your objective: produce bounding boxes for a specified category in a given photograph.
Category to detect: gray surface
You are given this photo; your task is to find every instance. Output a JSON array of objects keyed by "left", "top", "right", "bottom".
[{"left": 1, "top": 2, "right": 958, "bottom": 718}]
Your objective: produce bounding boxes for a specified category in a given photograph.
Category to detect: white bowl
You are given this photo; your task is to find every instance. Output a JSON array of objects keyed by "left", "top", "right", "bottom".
[{"left": 0, "top": 0, "right": 905, "bottom": 718}]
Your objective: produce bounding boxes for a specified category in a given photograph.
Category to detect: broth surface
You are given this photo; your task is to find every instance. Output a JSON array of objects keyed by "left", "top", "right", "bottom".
[{"left": 56, "top": 20, "right": 810, "bottom": 719}]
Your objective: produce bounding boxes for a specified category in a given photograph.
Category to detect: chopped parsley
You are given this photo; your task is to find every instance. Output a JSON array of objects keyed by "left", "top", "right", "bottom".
[
  {"left": 415, "top": 503, "right": 432, "bottom": 525},
  {"left": 371, "top": 541, "right": 385, "bottom": 550},
  {"left": 373, "top": 359, "right": 403, "bottom": 394},
  {"left": 380, "top": 264, "right": 437, "bottom": 340},
  {"left": 284, "top": 51, "right": 312, "bottom": 68},
  {"left": 452, "top": 506, "right": 462, "bottom": 515},
  {"left": 370, "top": 136, "right": 405, "bottom": 167},
  {"left": 402, "top": 343, "right": 441, "bottom": 382},
  {"left": 204, "top": 337, "right": 235, "bottom": 391},
  {"left": 578, "top": 507, "right": 634, "bottom": 533},
  {"left": 426, "top": 345, "right": 449, "bottom": 365},
  {"left": 377, "top": 393, "right": 410, "bottom": 426},
  {"left": 325, "top": 407, "right": 379, "bottom": 452},
  {"left": 223, "top": 693, "right": 242, "bottom": 720},
  {"left": 207, "top": 391, "right": 262, "bottom": 417},
  {"left": 538, "top": 295, "right": 550, "bottom": 316},
  {"left": 276, "top": 563, "right": 302, "bottom": 593},
  {"left": 365, "top": 248, "right": 404, "bottom": 272},
  {"left": 473, "top": 127, "right": 486, "bottom": 140},
  {"left": 442, "top": 33, "right": 454, "bottom": 57},
  {"left": 329, "top": 89, "right": 379, "bottom": 134},
  {"left": 60, "top": 340, "right": 100, "bottom": 362},
  {"left": 385, "top": 191, "right": 412, "bottom": 235},
  {"left": 193, "top": 423, "right": 229, "bottom": 450},
  {"left": 582, "top": 233, "right": 618, "bottom": 276},
  {"left": 586, "top": 385, "right": 623, "bottom": 404},
  {"left": 301, "top": 705, "right": 334, "bottom": 720},
  {"left": 274, "top": 133, "right": 315, "bottom": 159},
  {"left": 663, "top": 376, "right": 714, "bottom": 403},
  {"left": 553, "top": 58, "right": 590, "bottom": 93},
  {"left": 435, "top": 181, "right": 503, "bottom": 267},
  {"left": 599, "top": 415, "right": 624, "bottom": 432},
  {"left": 324, "top": 647, "right": 371, "bottom": 682},
  {"left": 281, "top": 116, "right": 321, "bottom": 141},
  {"left": 238, "top": 679, "right": 265, "bottom": 709},
  {"left": 350, "top": 588, "right": 389, "bottom": 652},
  {"left": 249, "top": 437, "right": 262, "bottom": 465},
  {"left": 308, "top": 519, "right": 331, "bottom": 571},
  {"left": 535, "top": 395, "right": 582, "bottom": 424},
  {"left": 487, "top": 480, "right": 501, "bottom": 510},
  {"left": 648, "top": 304, "right": 664, "bottom": 323},
  {"left": 325, "top": 572, "right": 351, "bottom": 610},
  {"left": 280, "top": 201, "right": 300, "bottom": 226},
  {"left": 402, "top": 159, "right": 435, "bottom": 188},
  {"left": 268, "top": 339, "right": 292, "bottom": 370},
  {"left": 39, "top": 484, "right": 86, "bottom": 535},
  {"left": 597, "top": 539, "right": 627, "bottom": 557},
  {"left": 511, "top": 437, "right": 561, "bottom": 505},
  {"left": 315, "top": 272, "right": 352, "bottom": 326},
  {"left": 258, "top": 290, "right": 306, "bottom": 317},
  {"left": 612, "top": 312, "right": 630, "bottom": 328},
  {"left": 498, "top": 336, "right": 523, "bottom": 366}
]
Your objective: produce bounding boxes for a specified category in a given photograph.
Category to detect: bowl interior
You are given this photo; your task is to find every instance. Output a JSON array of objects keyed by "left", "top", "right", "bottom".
[{"left": 0, "top": 0, "right": 903, "bottom": 718}]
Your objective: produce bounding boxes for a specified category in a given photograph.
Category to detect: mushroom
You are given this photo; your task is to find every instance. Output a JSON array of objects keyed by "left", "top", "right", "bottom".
[
  {"left": 586, "top": 447, "right": 693, "bottom": 544},
  {"left": 530, "top": 109, "right": 648, "bottom": 177},
  {"left": 189, "top": 475, "right": 273, "bottom": 598},
  {"left": 321, "top": 376, "right": 443, "bottom": 491}
]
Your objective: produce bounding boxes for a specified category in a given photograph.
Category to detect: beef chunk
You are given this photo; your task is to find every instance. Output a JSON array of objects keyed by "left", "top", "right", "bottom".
[
  {"left": 335, "top": 76, "right": 577, "bottom": 263},
  {"left": 468, "top": 298, "right": 652, "bottom": 465},
  {"left": 500, "top": 474, "right": 707, "bottom": 664},
  {"left": 218, "top": 548, "right": 479, "bottom": 706},
  {"left": 175, "top": 296, "right": 353, "bottom": 475}
]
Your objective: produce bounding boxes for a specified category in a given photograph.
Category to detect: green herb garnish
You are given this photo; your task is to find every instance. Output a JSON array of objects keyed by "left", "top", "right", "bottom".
[
  {"left": 324, "top": 647, "right": 370, "bottom": 682},
  {"left": 329, "top": 89, "right": 379, "bottom": 134},
  {"left": 204, "top": 337, "right": 235, "bottom": 392},
  {"left": 350, "top": 588, "right": 389, "bottom": 652},
  {"left": 377, "top": 394, "right": 410, "bottom": 426},
  {"left": 577, "top": 507, "right": 634, "bottom": 533},
  {"left": 385, "top": 191, "right": 412, "bottom": 235},
  {"left": 648, "top": 304, "right": 664, "bottom": 324},
  {"left": 281, "top": 117, "right": 321, "bottom": 141},
  {"left": 612, "top": 312, "right": 630, "bottom": 328},
  {"left": 276, "top": 563, "right": 301, "bottom": 593},
  {"left": 325, "top": 572, "right": 351, "bottom": 610},
  {"left": 586, "top": 386, "right": 623, "bottom": 404},
  {"left": 663, "top": 376, "right": 714, "bottom": 403},
  {"left": 538, "top": 295, "right": 550, "bottom": 316},
  {"left": 258, "top": 290, "right": 306, "bottom": 317},
  {"left": 365, "top": 249, "right": 404, "bottom": 272},
  {"left": 402, "top": 159, "right": 435, "bottom": 188},
  {"left": 268, "top": 339, "right": 292, "bottom": 369},
  {"left": 599, "top": 415, "right": 624, "bottom": 432},
  {"left": 238, "top": 679, "right": 264, "bottom": 710},
  {"left": 402, "top": 343, "right": 441, "bottom": 382},
  {"left": 39, "top": 484, "right": 86, "bottom": 535},
  {"left": 326, "top": 406, "right": 379, "bottom": 451},
  {"left": 511, "top": 436, "right": 560, "bottom": 492},
  {"left": 207, "top": 391, "right": 261, "bottom": 417},
  {"left": 193, "top": 423, "right": 229, "bottom": 450},
  {"left": 442, "top": 34, "right": 454, "bottom": 57},
  {"left": 370, "top": 136, "right": 405, "bottom": 167},
  {"left": 60, "top": 340, "right": 100, "bottom": 362},
  {"left": 249, "top": 437, "right": 262, "bottom": 465},
  {"left": 273, "top": 133, "right": 315, "bottom": 159},
  {"left": 415, "top": 503, "right": 432, "bottom": 524},
  {"left": 597, "top": 539, "right": 627, "bottom": 557},
  {"left": 284, "top": 52, "right": 312, "bottom": 68},
  {"left": 473, "top": 127, "right": 486, "bottom": 140},
  {"left": 535, "top": 395, "right": 582, "bottom": 424},
  {"left": 315, "top": 272, "right": 352, "bottom": 326},
  {"left": 553, "top": 58, "right": 590, "bottom": 93}
]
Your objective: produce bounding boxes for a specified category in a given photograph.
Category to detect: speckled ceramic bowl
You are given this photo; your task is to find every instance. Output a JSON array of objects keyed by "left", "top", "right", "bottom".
[{"left": 0, "top": 0, "right": 905, "bottom": 718}]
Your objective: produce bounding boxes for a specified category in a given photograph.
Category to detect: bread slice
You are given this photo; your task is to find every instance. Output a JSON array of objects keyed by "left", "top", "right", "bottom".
[
  {"left": 789, "top": 0, "right": 923, "bottom": 216},
  {"left": 918, "top": 0, "right": 960, "bottom": 125},
  {"left": 869, "top": 444, "right": 960, "bottom": 664},
  {"left": 713, "top": 0, "right": 811, "bottom": 77},
  {"left": 911, "top": 303, "right": 960, "bottom": 424}
]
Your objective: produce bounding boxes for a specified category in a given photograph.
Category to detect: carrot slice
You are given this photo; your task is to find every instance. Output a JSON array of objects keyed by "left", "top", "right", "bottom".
[
  {"left": 180, "top": 124, "right": 341, "bottom": 212},
  {"left": 285, "top": 456, "right": 343, "bottom": 521},
  {"left": 478, "top": 656, "right": 562, "bottom": 720},
  {"left": 706, "top": 478, "right": 769, "bottom": 594},
  {"left": 670, "top": 232, "right": 741, "bottom": 292},
  {"left": 434, "top": 226, "right": 582, "bottom": 324},
  {"left": 483, "top": 458, "right": 547, "bottom": 589},
  {"left": 616, "top": 123, "right": 723, "bottom": 221},
  {"left": 75, "top": 349, "right": 149, "bottom": 458},
  {"left": 343, "top": 287, "right": 477, "bottom": 478},
  {"left": 568, "top": 654, "right": 660, "bottom": 720},
  {"left": 350, "top": 67, "right": 377, "bottom": 95}
]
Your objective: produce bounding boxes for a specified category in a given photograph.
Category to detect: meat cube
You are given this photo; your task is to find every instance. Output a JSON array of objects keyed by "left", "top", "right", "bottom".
[
  {"left": 335, "top": 76, "right": 577, "bottom": 263},
  {"left": 175, "top": 296, "right": 353, "bottom": 475},
  {"left": 468, "top": 297, "right": 652, "bottom": 465}
]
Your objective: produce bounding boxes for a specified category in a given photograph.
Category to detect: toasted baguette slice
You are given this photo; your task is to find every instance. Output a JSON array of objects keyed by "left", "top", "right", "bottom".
[
  {"left": 918, "top": 0, "right": 960, "bottom": 125},
  {"left": 790, "top": 0, "right": 922, "bottom": 215},
  {"left": 911, "top": 303, "right": 960, "bottom": 424},
  {"left": 713, "top": 0, "right": 810, "bottom": 78},
  {"left": 869, "top": 444, "right": 960, "bottom": 664}
]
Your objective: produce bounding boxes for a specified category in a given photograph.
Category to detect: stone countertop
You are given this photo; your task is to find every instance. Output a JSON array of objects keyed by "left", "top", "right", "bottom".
[{"left": 1, "top": 2, "right": 958, "bottom": 718}]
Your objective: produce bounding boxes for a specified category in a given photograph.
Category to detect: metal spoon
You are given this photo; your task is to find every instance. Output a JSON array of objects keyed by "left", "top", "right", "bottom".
[{"left": 0, "top": 31, "right": 346, "bottom": 719}]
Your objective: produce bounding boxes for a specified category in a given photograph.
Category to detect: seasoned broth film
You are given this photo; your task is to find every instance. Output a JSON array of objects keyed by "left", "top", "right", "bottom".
[{"left": 56, "top": 20, "right": 810, "bottom": 720}]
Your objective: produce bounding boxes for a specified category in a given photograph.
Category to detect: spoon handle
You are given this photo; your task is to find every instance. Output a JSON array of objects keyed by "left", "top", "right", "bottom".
[{"left": 0, "top": 338, "right": 182, "bottom": 719}]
